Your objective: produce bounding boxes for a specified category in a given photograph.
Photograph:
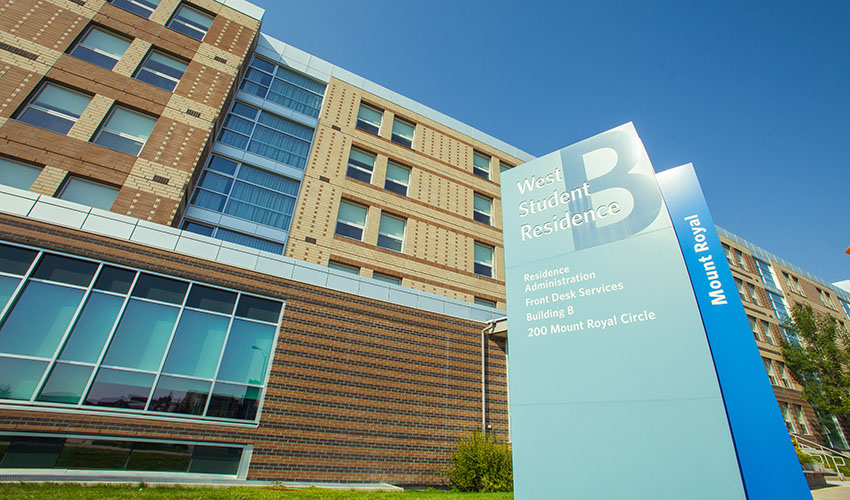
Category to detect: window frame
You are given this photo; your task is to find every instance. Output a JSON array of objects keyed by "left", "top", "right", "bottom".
[
  {"left": 334, "top": 200, "right": 368, "bottom": 241},
  {"left": 68, "top": 25, "right": 132, "bottom": 70},
  {"left": 134, "top": 49, "right": 189, "bottom": 92},
  {"left": 57, "top": 177, "right": 120, "bottom": 211},
  {"left": 356, "top": 102, "right": 382, "bottom": 135},
  {"left": 16, "top": 82, "right": 92, "bottom": 135},
  {"left": 166, "top": 3, "right": 215, "bottom": 41},
  {"left": 346, "top": 147, "right": 376, "bottom": 184},
  {"left": 91, "top": 105, "right": 157, "bottom": 156},
  {"left": 473, "top": 151, "right": 491, "bottom": 180},
  {"left": 328, "top": 261, "right": 359, "bottom": 275},
  {"left": 390, "top": 116, "right": 415, "bottom": 148},
  {"left": 107, "top": 0, "right": 160, "bottom": 19},
  {"left": 372, "top": 272, "right": 401, "bottom": 285},
  {"left": 376, "top": 212, "right": 406, "bottom": 253},
  {"left": 0, "top": 156, "right": 42, "bottom": 191},
  {"left": 384, "top": 160, "right": 410, "bottom": 196},
  {"left": 474, "top": 242, "right": 494, "bottom": 278},
  {"left": 473, "top": 193, "right": 493, "bottom": 225}
]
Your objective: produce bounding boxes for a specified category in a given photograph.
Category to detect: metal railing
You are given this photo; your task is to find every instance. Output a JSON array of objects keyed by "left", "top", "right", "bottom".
[{"left": 794, "top": 434, "right": 850, "bottom": 480}]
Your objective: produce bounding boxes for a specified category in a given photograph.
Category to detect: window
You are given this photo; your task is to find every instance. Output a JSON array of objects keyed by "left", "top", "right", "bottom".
[
  {"left": 167, "top": 4, "right": 214, "bottom": 41},
  {"left": 0, "top": 435, "right": 243, "bottom": 474},
  {"left": 69, "top": 26, "right": 130, "bottom": 70},
  {"left": 346, "top": 148, "right": 375, "bottom": 183},
  {"left": 762, "top": 358, "right": 777, "bottom": 385},
  {"left": 92, "top": 107, "right": 156, "bottom": 156},
  {"left": 0, "top": 157, "right": 41, "bottom": 190},
  {"left": 769, "top": 291, "right": 790, "bottom": 321},
  {"left": 335, "top": 200, "right": 367, "bottom": 241},
  {"left": 747, "top": 283, "right": 761, "bottom": 306},
  {"left": 817, "top": 411, "right": 850, "bottom": 450},
  {"left": 384, "top": 161, "right": 410, "bottom": 196},
  {"left": 779, "top": 402, "right": 796, "bottom": 433},
  {"left": 372, "top": 272, "right": 401, "bottom": 285},
  {"left": 761, "top": 320, "right": 776, "bottom": 345},
  {"left": 135, "top": 50, "right": 189, "bottom": 91},
  {"left": 391, "top": 117, "right": 415, "bottom": 148},
  {"left": 58, "top": 177, "right": 119, "bottom": 210},
  {"left": 841, "top": 300, "right": 850, "bottom": 319},
  {"left": 218, "top": 102, "right": 313, "bottom": 169},
  {"left": 754, "top": 259, "right": 778, "bottom": 289},
  {"left": 181, "top": 221, "right": 284, "bottom": 254},
  {"left": 474, "top": 242, "right": 494, "bottom": 278},
  {"left": 776, "top": 361, "right": 792, "bottom": 388},
  {"left": 328, "top": 261, "right": 359, "bottom": 275},
  {"left": 190, "top": 155, "right": 300, "bottom": 231},
  {"left": 783, "top": 273, "right": 804, "bottom": 295},
  {"left": 473, "top": 151, "right": 490, "bottom": 180},
  {"left": 17, "top": 83, "right": 91, "bottom": 135},
  {"left": 734, "top": 249, "right": 747, "bottom": 270},
  {"left": 377, "top": 213, "right": 405, "bottom": 252},
  {"left": 356, "top": 103, "right": 382, "bottom": 134},
  {"left": 0, "top": 244, "right": 283, "bottom": 422},
  {"left": 747, "top": 316, "right": 761, "bottom": 342},
  {"left": 722, "top": 244, "right": 733, "bottom": 265},
  {"left": 499, "top": 161, "right": 513, "bottom": 174},
  {"left": 473, "top": 193, "right": 492, "bottom": 225},
  {"left": 240, "top": 58, "right": 326, "bottom": 118},
  {"left": 794, "top": 405, "right": 809, "bottom": 435},
  {"left": 474, "top": 297, "right": 497, "bottom": 308},
  {"left": 108, "top": 0, "right": 160, "bottom": 19},
  {"left": 734, "top": 278, "right": 747, "bottom": 302},
  {"left": 818, "top": 289, "right": 836, "bottom": 310}
]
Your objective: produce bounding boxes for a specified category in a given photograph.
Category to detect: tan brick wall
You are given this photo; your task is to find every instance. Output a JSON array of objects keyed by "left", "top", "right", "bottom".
[{"left": 287, "top": 78, "right": 523, "bottom": 307}]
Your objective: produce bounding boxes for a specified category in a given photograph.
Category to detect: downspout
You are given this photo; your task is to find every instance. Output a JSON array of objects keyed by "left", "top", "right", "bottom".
[{"left": 481, "top": 320, "right": 498, "bottom": 432}]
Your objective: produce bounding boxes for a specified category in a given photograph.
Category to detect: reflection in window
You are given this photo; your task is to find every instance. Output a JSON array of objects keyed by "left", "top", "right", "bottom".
[
  {"left": 135, "top": 51, "right": 189, "bottom": 92},
  {"left": 0, "top": 244, "right": 283, "bottom": 422},
  {"left": 167, "top": 4, "right": 214, "bottom": 41},
  {"left": 335, "top": 200, "right": 367, "bottom": 241},
  {"left": 356, "top": 103, "right": 382, "bottom": 134},
  {"left": 57, "top": 177, "right": 119, "bottom": 210},
  {"left": 346, "top": 148, "right": 375, "bottom": 183},
  {"left": 69, "top": 26, "right": 130, "bottom": 70},
  {"left": 384, "top": 161, "right": 410, "bottom": 196},
  {"left": 17, "top": 83, "right": 91, "bottom": 135},
  {"left": 240, "top": 57, "right": 325, "bottom": 118},
  {"left": 377, "top": 213, "right": 405, "bottom": 252},
  {"left": 108, "top": 0, "right": 160, "bottom": 19},
  {"left": 218, "top": 102, "right": 313, "bottom": 169},
  {"left": 474, "top": 242, "right": 494, "bottom": 278},
  {"left": 391, "top": 117, "right": 415, "bottom": 148},
  {"left": 92, "top": 106, "right": 156, "bottom": 156},
  {"left": 473, "top": 151, "right": 491, "bottom": 180}
]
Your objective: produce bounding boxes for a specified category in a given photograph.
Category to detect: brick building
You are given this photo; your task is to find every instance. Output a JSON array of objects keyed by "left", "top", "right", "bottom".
[{"left": 0, "top": 0, "right": 846, "bottom": 486}]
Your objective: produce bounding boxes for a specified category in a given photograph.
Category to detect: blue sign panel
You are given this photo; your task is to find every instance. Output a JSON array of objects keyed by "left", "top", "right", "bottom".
[
  {"left": 656, "top": 164, "right": 810, "bottom": 499},
  {"left": 501, "top": 123, "right": 746, "bottom": 499}
]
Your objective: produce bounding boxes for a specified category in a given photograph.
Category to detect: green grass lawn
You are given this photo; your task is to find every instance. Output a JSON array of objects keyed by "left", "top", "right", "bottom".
[{"left": 0, "top": 484, "right": 513, "bottom": 500}]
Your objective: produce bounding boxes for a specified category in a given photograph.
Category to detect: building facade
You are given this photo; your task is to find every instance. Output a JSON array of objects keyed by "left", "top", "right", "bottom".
[{"left": 0, "top": 0, "right": 846, "bottom": 485}]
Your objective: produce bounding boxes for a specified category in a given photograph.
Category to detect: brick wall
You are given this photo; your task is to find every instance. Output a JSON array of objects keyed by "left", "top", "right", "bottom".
[{"left": 0, "top": 213, "right": 508, "bottom": 485}]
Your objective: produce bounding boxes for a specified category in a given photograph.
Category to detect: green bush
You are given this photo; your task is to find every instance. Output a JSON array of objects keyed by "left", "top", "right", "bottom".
[{"left": 442, "top": 430, "right": 512, "bottom": 492}]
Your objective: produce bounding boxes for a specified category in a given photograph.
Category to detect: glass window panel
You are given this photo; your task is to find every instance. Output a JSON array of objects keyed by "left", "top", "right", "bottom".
[
  {"left": 328, "top": 261, "right": 359, "bottom": 275},
  {"left": 192, "top": 189, "right": 226, "bottom": 212},
  {"left": 167, "top": 5, "right": 214, "bottom": 41},
  {"left": 473, "top": 193, "right": 492, "bottom": 213},
  {"left": 473, "top": 151, "right": 490, "bottom": 179},
  {"left": 182, "top": 221, "right": 215, "bottom": 237},
  {"left": 186, "top": 285, "right": 237, "bottom": 314},
  {"left": 474, "top": 297, "right": 497, "bottom": 308},
  {"left": 188, "top": 445, "right": 241, "bottom": 474},
  {"left": 0, "top": 244, "right": 37, "bottom": 275},
  {"left": 84, "top": 367, "right": 154, "bottom": 409},
  {"left": 149, "top": 375, "right": 210, "bottom": 415},
  {"left": 127, "top": 442, "right": 191, "bottom": 471},
  {"left": 94, "top": 266, "right": 135, "bottom": 294},
  {"left": 208, "top": 155, "right": 238, "bottom": 175},
  {"left": 162, "top": 310, "right": 228, "bottom": 379},
  {"left": 206, "top": 382, "right": 259, "bottom": 420},
  {"left": 18, "top": 84, "right": 91, "bottom": 135},
  {"left": 0, "top": 157, "right": 42, "bottom": 190},
  {"left": 0, "top": 281, "right": 85, "bottom": 358},
  {"left": 135, "top": 51, "right": 188, "bottom": 91},
  {"left": 31, "top": 254, "right": 98, "bottom": 286},
  {"left": 55, "top": 439, "right": 131, "bottom": 469},
  {"left": 231, "top": 102, "right": 258, "bottom": 119},
  {"left": 70, "top": 27, "right": 130, "bottom": 70},
  {"left": 103, "top": 299, "right": 179, "bottom": 371},
  {"left": 385, "top": 162, "right": 410, "bottom": 183},
  {"left": 0, "top": 437, "right": 63, "bottom": 468},
  {"left": 372, "top": 272, "right": 401, "bottom": 285},
  {"left": 109, "top": 0, "right": 160, "bottom": 19},
  {"left": 36, "top": 362, "right": 93, "bottom": 404},
  {"left": 356, "top": 103, "right": 382, "bottom": 134},
  {"left": 236, "top": 295, "right": 281, "bottom": 323},
  {"left": 59, "top": 292, "right": 124, "bottom": 363},
  {"left": 216, "top": 319, "right": 275, "bottom": 384},
  {"left": 58, "top": 178, "right": 119, "bottom": 210},
  {"left": 377, "top": 214, "right": 405, "bottom": 252},
  {"left": 337, "top": 200, "right": 367, "bottom": 227},
  {"left": 391, "top": 118, "right": 414, "bottom": 147},
  {"left": 0, "top": 275, "right": 20, "bottom": 312},
  {"left": 500, "top": 161, "right": 513, "bottom": 174},
  {"left": 215, "top": 228, "right": 284, "bottom": 254},
  {"left": 131, "top": 273, "right": 188, "bottom": 304},
  {"left": 93, "top": 107, "right": 156, "bottom": 156},
  {"left": 0, "top": 356, "right": 49, "bottom": 400}
]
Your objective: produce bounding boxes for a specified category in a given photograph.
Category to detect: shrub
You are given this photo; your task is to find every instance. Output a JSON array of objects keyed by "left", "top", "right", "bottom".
[{"left": 442, "top": 430, "right": 513, "bottom": 492}]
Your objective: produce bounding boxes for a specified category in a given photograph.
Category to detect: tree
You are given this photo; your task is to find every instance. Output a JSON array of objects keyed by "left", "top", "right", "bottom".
[{"left": 781, "top": 304, "right": 850, "bottom": 425}]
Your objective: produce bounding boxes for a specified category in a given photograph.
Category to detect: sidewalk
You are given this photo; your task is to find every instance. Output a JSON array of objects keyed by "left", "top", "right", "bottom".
[{"left": 813, "top": 481, "right": 850, "bottom": 500}]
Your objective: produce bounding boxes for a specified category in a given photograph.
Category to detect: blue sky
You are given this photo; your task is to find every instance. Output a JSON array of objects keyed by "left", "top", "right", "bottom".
[{"left": 252, "top": 0, "right": 849, "bottom": 283}]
